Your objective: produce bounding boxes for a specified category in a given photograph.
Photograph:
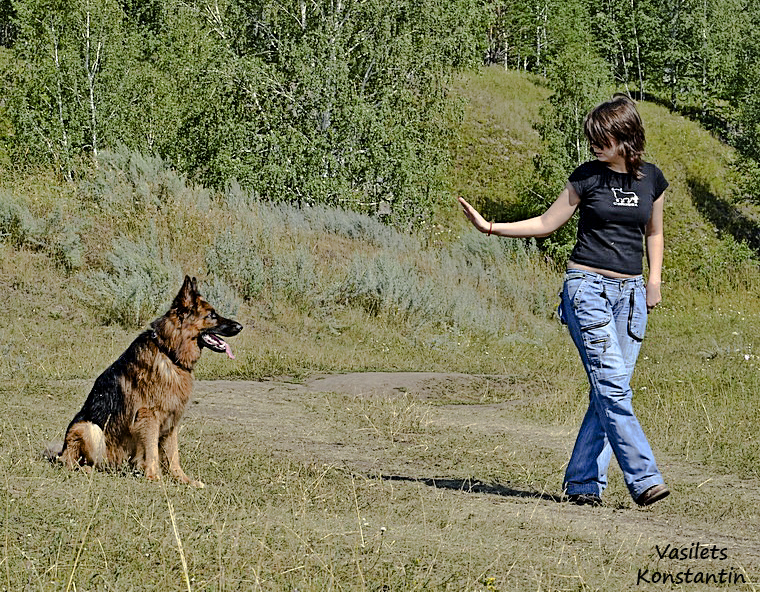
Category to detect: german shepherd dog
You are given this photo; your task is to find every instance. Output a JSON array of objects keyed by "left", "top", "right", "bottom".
[{"left": 51, "top": 276, "right": 242, "bottom": 487}]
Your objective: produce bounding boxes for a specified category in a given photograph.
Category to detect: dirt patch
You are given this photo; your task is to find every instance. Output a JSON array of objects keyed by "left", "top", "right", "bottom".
[{"left": 189, "top": 373, "right": 760, "bottom": 582}]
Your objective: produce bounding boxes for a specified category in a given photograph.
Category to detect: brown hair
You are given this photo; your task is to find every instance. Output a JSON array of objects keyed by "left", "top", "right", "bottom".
[{"left": 583, "top": 93, "right": 645, "bottom": 177}]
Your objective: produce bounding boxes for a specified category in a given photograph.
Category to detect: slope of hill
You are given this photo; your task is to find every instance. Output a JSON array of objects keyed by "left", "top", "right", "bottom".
[{"left": 1, "top": 67, "right": 760, "bottom": 590}]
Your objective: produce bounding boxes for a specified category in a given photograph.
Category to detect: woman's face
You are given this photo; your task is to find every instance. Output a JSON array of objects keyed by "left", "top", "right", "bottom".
[
  {"left": 590, "top": 139, "right": 620, "bottom": 163},
  {"left": 590, "top": 138, "right": 626, "bottom": 171}
]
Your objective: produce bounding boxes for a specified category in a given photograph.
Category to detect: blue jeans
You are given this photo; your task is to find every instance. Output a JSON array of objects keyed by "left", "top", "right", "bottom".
[{"left": 559, "top": 270, "right": 664, "bottom": 500}]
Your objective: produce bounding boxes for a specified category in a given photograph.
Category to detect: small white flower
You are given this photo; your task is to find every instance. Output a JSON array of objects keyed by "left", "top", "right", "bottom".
[{"left": 744, "top": 354, "right": 751, "bottom": 361}]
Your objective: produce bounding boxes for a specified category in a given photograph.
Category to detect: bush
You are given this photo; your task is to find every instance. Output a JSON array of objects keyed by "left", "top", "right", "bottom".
[
  {"left": 336, "top": 253, "right": 437, "bottom": 320},
  {"left": 0, "top": 191, "right": 84, "bottom": 272},
  {"left": 205, "top": 225, "right": 268, "bottom": 302},
  {"left": 78, "top": 230, "right": 181, "bottom": 328},
  {"left": 0, "top": 192, "right": 35, "bottom": 249},
  {"left": 86, "top": 148, "right": 211, "bottom": 217}
]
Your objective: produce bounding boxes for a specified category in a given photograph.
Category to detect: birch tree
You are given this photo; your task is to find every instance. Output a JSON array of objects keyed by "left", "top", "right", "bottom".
[{"left": 10, "top": 0, "right": 126, "bottom": 171}]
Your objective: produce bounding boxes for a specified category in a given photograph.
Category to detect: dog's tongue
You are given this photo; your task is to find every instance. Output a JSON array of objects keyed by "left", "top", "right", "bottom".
[{"left": 204, "top": 333, "right": 236, "bottom": 359}]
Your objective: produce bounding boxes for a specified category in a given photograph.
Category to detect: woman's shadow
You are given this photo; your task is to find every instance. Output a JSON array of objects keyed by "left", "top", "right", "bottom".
[{"left": 376, "top": 474, "right": 561, "bottom": 502}]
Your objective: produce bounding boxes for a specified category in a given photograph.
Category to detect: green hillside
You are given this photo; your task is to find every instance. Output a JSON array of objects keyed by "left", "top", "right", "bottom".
[
  {"left": 3, "top": 67, "right": 760, "bottom": 462},
  {"left": 2, "top": 67, "right": 760, "bottom": 590}
]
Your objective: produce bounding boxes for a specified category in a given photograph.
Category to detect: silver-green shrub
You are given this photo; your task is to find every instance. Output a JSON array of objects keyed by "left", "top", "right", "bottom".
[
  {"left": 78, "top": 230, "right": 181, "bottom": 328},
  {"left": 205, "top": 224, "right": 267, "bottom": 302},
  {"left": 86, "top": 148, "right": 211, "bottom": 217},
  {"left": 0, "top": 192, "right": 84, "bottom": 272}
]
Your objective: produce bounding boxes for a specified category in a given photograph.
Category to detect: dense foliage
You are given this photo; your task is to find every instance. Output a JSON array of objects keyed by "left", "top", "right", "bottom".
[
  {"left": 4, "top": 0, "right": 760, "bottom": 231},
  {"left": 488, "top": 0, "right": 760, "bottom": 198},
  {"left": 0, "top": 0, "right": 487, "bottom": 226}
]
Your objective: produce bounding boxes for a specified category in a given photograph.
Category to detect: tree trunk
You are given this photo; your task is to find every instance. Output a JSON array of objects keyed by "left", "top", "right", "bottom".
[{"left": 83, "top": 9, "right": 101, "bottom": 159}]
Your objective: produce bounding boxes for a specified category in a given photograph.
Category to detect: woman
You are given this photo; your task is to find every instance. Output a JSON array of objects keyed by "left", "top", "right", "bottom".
[{"left": 459, "top": 94, "right": 669, "bottom": 507}]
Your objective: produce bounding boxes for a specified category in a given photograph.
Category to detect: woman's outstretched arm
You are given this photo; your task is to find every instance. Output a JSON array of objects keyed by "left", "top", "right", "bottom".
[{"left": 459, "top": 183, "right": 580, "bottom": 238}]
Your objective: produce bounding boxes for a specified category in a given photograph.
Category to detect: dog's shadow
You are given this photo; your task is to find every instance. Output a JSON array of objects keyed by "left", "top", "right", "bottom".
[{"left": 374, "top": 474, "right": 561, "bottom": 503}]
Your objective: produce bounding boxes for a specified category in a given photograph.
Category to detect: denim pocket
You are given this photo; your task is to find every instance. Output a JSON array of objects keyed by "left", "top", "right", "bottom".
[
  {"left": 564, "top": 273, "right": 586, "bottom": 306},
  {"left": 568, "top": 277, "right": 611, "bottom": 331},
  {"left": 560, "top": 275, "right": 585, "bottom": 327},
  {"left": 627, "top": 286, "right": 647, "bottom": 341}
]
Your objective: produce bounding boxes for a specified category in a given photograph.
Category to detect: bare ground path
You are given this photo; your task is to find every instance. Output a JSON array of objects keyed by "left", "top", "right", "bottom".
[{"left": 190, "top": 373, "right": 760, "bottom": 586}]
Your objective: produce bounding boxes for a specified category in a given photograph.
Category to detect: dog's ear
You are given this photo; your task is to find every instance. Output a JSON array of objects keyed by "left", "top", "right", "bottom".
[{"left": 172, "top": 276, "right": 196, "bottom": 316}]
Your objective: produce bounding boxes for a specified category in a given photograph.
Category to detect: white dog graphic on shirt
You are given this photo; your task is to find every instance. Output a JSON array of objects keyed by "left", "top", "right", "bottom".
[{"left": 612, "top": 187, "right": 639, "bottom": 207}]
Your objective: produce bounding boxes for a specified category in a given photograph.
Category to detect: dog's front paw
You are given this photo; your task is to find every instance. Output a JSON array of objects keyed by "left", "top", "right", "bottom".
[
  {"left": 170, "top": 467, "right": 204, "bottom": 487},
  {"left": 177, "top": 473, "right": 205, "bottom": 488}
]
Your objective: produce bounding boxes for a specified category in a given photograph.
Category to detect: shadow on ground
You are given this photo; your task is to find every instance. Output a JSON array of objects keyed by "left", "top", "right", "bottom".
[
  {"left": 375, "top": 474, "right": 561, "bottom": 502},
  {"left": 689, "top": 175, "right": 760, "bottom": 254}
]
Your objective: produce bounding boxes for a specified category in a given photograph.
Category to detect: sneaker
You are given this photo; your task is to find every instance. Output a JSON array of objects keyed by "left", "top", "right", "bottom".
[
  {"left": 635, "top": 484, "right": 670, "bottom": 506},
  {"left": 567, "top": 493, "right": 603, "bottom": 507}
]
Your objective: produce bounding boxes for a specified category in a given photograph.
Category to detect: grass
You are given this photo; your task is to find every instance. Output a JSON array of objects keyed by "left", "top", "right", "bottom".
[
  {"left": 2, "top": 67, "right": 760, "bottom": 590},
  {"left": 446, "top": 67, "right": 551, "bottom": 222},
  {"left": 3, "top": 377, "right": 758, "bottom": 590}
]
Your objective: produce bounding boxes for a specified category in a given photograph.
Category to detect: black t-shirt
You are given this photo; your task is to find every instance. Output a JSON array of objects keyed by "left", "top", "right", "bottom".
[{"left": 568, "top": 160, "right": 668, "bottom": 275}]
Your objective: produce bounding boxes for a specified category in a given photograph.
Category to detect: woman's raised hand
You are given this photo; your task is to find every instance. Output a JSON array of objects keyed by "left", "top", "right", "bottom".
[{"left": 458, "top": 197, "right": 490, "bottom": 234}]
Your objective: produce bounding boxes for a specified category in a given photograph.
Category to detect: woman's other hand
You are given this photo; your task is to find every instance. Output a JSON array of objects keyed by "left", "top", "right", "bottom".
[{"left": 646, "top": 281, "right": 662, "bottom": 312}]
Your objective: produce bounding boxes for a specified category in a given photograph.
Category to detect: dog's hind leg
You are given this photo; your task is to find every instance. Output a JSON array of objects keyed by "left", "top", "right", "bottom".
[
  {"left": 161, "top": 427, "right": 204, "bottom": 488},
  {"left": 134, "top": 408, "right": 161, "bottom": 481},
  {"left": 58, "top": 422, "right": 106, "bottom": 470}
]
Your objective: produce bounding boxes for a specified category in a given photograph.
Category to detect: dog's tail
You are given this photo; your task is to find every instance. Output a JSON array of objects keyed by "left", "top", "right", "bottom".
[{"left": 47, "top": 423, "right": 107, "bottom": 469}]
